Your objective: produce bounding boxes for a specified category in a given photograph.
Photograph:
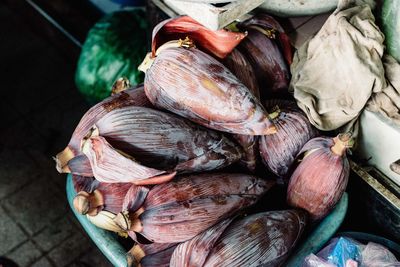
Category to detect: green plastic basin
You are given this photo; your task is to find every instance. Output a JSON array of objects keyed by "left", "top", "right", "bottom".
[{"left": 66, "top": 174, "right": 348, "bottom": 266}]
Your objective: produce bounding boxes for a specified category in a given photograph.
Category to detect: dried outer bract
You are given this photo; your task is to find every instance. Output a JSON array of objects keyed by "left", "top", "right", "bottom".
[
  {"left": 238, "top": 13, "right": 293, "bottom": 65},
  {"left": 111, "top": 77, "right": 131, "bottom": 95},
  {"left": 86, "top": 210, "right": 128, "bottom": 237},
  {"left": 145, "top": 47, "right": 276, "bottom": 135},
  {"left": 119, "top": 173, "right": 274, "bottom": 243},
  {"left": 152, "top": 16, "right": 246, "bottom": 59},
  {"left": 170, "top": 217, "right": 234, "bottom": 267},
  {"left": 260, "top": 100, "right": 319, "bottom": 180},
  {"left": 82, "top": 135, "right": 176, "bottom": 185},
  {"left": 72, "top": 175, "right": 149, "bottom": 215},
  {"left": 127, "top": 243, "right": 178, "bottom": 267},
  {"left": 287, "top": 133, "right": 353, "bottom": 220},
  {"left": 92, "top": 106, "right": 242, "bottom": 173},
  {"left": 55, "top": 84, "right": 151, "bottom": 174},
  {"left": 202, "top": 210, "right": 307, "bottom": 267}
]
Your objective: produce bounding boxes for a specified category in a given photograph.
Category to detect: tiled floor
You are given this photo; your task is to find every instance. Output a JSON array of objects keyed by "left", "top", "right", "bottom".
[{"left": 0, "top": 4, "right": 112, "bottom": 267}]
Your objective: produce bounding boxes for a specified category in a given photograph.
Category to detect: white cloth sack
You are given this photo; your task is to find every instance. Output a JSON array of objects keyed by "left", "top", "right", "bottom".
[
  {"left": 289, "top": 0, "right": 385, "bottom": 131},
  {"left": 366, "top": 54, "right": 400, "bottom": 125}
]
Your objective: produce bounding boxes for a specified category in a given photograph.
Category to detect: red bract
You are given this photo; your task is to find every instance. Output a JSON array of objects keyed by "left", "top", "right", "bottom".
[
  {"left": 260, "top": 100, "right": 319, "bottom": 181},
  {"left": 120, "top": 173, "right": 274, "bottom": 243},
  {"left": 287, "top": 133, "right": 352, "bottom": 220},
  {"left": 145, "top": 47, "right": 276, "bottom": 135},
  {"left": 55, "top": 85, "right": 151, "bottom": 174},
  {"left": 223, "top": 49, "right": 261, "bottom": 172},
  {"left": 152, "top": 16, "right": 246, "bottom": 59},
  {"left": 170, "top": 210, "right": 307, "bottom": 267},
  {"left": 72, "top": 175, "right": 148, "bottom": 216}
]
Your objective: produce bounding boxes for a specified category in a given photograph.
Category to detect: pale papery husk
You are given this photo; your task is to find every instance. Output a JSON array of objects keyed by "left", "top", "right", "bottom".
[
  {"left": 260, "top": 100, "right": 319, "bottom": 180},
  {"left": 130, "top": 173, "right": 275, "bottom": 243},
  {"left": 86, "top": 210, "right": 127, "bottom": 235},
  {"left": 145, "top": 47, "right": 276, "bottom": 135},
  {"left": 202, "top": 210, "right": 307, "bottom": 267},
  {"left": 152, "top": 16, "right": 246, "bottom": 59},
  {"left": 287, "top": 135, "right": 350, "bottom": 220}
]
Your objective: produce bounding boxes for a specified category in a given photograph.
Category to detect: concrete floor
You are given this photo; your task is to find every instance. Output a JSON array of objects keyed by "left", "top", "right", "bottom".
[{"left": 0, "top": 4, "right": 112, "bottom": 267}]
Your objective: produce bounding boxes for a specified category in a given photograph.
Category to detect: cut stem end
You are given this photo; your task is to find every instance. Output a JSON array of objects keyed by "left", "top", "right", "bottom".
[
  {"left": 55, "top": 146, "right": 75, "bottom": 173},
  {"left": 331, "top": 132, "right": 353, "bottom": 156}
]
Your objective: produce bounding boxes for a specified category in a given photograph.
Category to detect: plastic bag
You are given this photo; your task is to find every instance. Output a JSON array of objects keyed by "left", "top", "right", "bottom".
[
  {"left": 317, "top": 237, "right": 362, "bottom": 267},
  {"left": 302, "top": 236, "right": 400, "bottom": 267},
  {"left": 303, "top": 254, "right": 337, "bottom": 267},
  {"left": 361, "top": 242, "right": 400, "bottom": 267}
]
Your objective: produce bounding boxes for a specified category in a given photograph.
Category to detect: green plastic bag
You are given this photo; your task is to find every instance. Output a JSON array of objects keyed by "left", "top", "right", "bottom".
[
  {"left": 75, "top": 9, "right": 147, "bottom": 103},
  {"left": 381, "top": 0, "right": 400, "bottom": 63}
]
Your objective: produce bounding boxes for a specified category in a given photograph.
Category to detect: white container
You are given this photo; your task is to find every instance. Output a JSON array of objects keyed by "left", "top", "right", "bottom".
[{"left": 356, "top": 110, "right": 400, "bottom": 186}]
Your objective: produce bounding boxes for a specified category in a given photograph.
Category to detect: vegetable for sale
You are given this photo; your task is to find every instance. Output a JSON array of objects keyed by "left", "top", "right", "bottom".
[
  {"left": 170, "top": 217, "right": 234, "bottom": 267},
  {"left": 55, "top": 84, "right": 151, "bottom": 174},
  {"left": 72, "top": 175, "right": 148, "bottom": 216},
  {"left": 223, "top": 49, "right": 261, "bottom": 172},
  {"left": 287, "top": 133, "right": 353, "bottom": 220},
  {"left": 84, "top": 135, "right": 177, "bottom": 185},
  {"left": 152, "top": 16, "right": 246, "bottom": 59},
  {"left": 237, "top": 14, "right": 291, "bottom": 99},
  {"left": 115, "top": 173, "right": 274, "bottom": 243},
  {"left": 170, "top": 210, "right": 307, "bottom": 267},
  {"left": 222, "top": 49, "right": 260, "bottom": 98},
  {"left": 144, "top": 46, "right": 276, "bottom": 135},
  {"left": 259, "top": 100, "right": 319, "bottom": 180},
  {"left": 238, "top": 13, "right": 293, "bottom": 65},
  {"left": 93, "top": 106, "right": 241, "bottom": 175}
]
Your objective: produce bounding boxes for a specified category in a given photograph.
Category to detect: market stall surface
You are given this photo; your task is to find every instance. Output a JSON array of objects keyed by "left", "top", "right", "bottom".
[{"left": 0, "top": 3, "right": 112, "bottom": 267}]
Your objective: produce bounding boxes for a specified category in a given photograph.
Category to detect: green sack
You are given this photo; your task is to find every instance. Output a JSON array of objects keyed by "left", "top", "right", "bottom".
[
  {"left": 75, "top": 9, "right": 147, "bottom": 103},
  {"left": 381, "top": 0, "right": 400, "bottom": 63}
]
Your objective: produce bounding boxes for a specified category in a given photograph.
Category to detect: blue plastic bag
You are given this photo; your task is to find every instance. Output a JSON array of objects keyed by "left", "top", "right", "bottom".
[
  {"left": 317, "top": 237, "right": 362, "bottom": 267},
  {"left": 302, "top": 236, "right": 400, "bottom": 267}
]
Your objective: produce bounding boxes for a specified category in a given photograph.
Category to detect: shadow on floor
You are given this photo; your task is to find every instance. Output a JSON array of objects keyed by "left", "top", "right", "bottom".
[{"left": 0, "top": 3, "right": 112, "bottom": 267}]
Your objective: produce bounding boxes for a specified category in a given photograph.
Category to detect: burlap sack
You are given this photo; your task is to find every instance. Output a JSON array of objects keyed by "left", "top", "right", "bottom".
[{"left": 289, "top": 0, "right": 385, "bottom": 131}]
